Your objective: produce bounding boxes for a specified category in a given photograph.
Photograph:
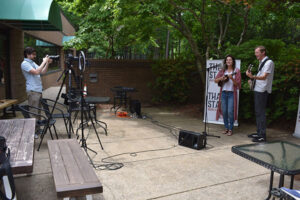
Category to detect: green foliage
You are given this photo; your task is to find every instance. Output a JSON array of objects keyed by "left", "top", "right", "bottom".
[
  {"left": 149, "top": 59, "right": 197, "bottom": 103},
  {"left": 225, "top": 39, "right": 300, "bottom": 122}
]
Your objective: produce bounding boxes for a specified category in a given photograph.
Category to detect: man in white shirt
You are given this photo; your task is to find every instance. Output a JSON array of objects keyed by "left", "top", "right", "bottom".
[{"left": 246, "top": 46, "right": 275, "bottom": 142}]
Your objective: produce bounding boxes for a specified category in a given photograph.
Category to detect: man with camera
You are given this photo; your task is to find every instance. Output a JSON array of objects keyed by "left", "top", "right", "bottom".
[{"left": 21, "top": 47, "right": 52, "bottom": 138}]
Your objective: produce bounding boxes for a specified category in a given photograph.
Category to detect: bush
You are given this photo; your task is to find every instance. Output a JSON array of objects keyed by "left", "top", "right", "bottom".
[
  {"left": 149, "top": 59, "right": 197, "bottom": 103},
  {"left": 225, "top": 39, "right": 300, "bottom": 123}
]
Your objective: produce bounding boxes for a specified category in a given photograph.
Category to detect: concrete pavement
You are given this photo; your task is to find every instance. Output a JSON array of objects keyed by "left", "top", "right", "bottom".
[{"left": 13, "top": 87, "right": 300, "bottom": 200}]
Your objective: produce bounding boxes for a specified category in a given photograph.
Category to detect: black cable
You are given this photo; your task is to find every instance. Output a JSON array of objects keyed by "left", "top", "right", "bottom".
[
  {"left": 92, "top": 144, "right": 177, "bottom": 170},
  {"left": 93, "top": 112, "right": 209, "bottom": 170},
  {"left": 92, "top": 113, "right": 181, "bottom": 170}
]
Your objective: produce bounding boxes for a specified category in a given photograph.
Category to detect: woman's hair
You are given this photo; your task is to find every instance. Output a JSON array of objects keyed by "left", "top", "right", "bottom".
[
  {"left": 223, "top": 54, "right": 236, "bottom": 70},
  {"left": 24, "top": 47, "right": 36, "bottom": 58}
]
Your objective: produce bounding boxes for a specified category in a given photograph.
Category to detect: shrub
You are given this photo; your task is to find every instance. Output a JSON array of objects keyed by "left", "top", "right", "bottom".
[{"left": 149, "top": 59, "right": 197, "bottom": 103}]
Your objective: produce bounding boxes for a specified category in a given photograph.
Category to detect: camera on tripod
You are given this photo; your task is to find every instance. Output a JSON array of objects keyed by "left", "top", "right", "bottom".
[
  {"left": 66, "top": 51, "right": 86, "bottom": 72},
  {"left": 48, "top": 55, "right": 60, "bottom": 61}
]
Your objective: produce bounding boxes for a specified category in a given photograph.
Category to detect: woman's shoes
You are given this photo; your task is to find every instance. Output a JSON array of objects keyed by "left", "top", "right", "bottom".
[
  {"left": 227, "top": 130, "right": 233, "bottom": 136},
  {"left": 222, "top": 129, "right": 229, "bottom": 134}
]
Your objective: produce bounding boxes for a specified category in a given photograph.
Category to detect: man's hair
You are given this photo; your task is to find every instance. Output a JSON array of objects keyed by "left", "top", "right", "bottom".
[
  {"left": 255, "top": 46, "right": 267, "bottom": 55},
  {"left": 24, "top": 47, "right": 36, "bottom": 58}
]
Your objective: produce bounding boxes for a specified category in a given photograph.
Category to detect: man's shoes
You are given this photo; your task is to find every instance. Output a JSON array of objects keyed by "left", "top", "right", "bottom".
[
  {"left": 252, "top": 137, "right": 266, "bottom": 143},
  {"left": 248, "top": 133, "right": 260, "bottom": 138}
]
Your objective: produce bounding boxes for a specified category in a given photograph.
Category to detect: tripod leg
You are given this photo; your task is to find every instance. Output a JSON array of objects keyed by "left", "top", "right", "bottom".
[
  {"left": 49, "top": 126, "right": 54, "bottom": 140},
  {"left": 63, "top": 117, "right": 69, "bottom": 137},
  {"left": 73, "top": 110, "right": 79, "bottom": 123},
  {"left": 37, "top": 126, "right": 48, "bottom": 151},
  {"left": 89, "top": 115, "right": 104, "bottom": 150},
  {"left": 53, "top": 124, "right": 59, "bottom": 139}
]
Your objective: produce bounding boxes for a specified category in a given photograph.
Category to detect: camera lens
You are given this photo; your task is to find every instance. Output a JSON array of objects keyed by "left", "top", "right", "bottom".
[{"left": 49, "top": 55, "right": 60, "bottom": 60}]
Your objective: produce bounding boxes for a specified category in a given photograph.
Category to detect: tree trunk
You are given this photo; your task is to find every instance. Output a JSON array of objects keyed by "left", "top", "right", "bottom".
[
  {"left": 165, "top": 29, "right": 170, "bottom": 59},
  {"left": 237, "top": 7, "right": 249, "bottom": 46}
]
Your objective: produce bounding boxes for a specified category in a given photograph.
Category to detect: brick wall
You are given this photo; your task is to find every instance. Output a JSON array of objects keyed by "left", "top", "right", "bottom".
[
  {"left": 41, "top": 70, "right": 63, "bottom": 89},
  {"left": 74, "top": 59, "right": 155, "bottom": 103},
  {"left": 73, "top": 59, "right": 204, "bottom": 104}
]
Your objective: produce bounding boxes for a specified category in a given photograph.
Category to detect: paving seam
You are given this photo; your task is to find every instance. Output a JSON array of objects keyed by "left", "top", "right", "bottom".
[{"left": 146, "top": 173, "right": 269, "bottom": 200}]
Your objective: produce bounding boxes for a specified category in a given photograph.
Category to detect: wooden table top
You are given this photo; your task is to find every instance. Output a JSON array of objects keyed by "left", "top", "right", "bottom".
[
  {"left": 0, "top": 118, "right": 35, "bottom": 174},
  {"left": 0, "top": 99, "right": 18, "bottom": 110},
  {"left": 48, "top": 139, "right": 103, "bottom": 198}
]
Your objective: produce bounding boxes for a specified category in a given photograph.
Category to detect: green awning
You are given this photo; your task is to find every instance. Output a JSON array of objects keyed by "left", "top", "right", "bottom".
[
  {"left": 0, "top": 0, "right": 62, "bottom": 31},
  {"left": 36, "top": 40, "right": 55, "bottom": 47},
  {"left": 62, "top": 36, "right": 75, "bottom": 45}
]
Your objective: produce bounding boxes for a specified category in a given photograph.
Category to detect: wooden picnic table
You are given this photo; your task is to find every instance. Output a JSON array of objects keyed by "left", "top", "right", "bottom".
[
  {"left": 48, "top": 139, "right": 103, "bottom": 199},
  {"left": 0, "top": 99, "right": 18, "bottom": 117},
  {"left": 0, "top": 118, "right": 35, "bottom": 174}
]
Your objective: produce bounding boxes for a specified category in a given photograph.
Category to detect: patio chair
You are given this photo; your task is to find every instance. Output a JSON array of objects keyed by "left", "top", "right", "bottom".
[
  {"left": 110, "top": 86, "right": 129, "bottom": 113},
  {"left": 17, "top": 105, "right": 58, "bottom": 151},
  {"left": 40, "top": 98, "right": 73, "bottom": 138}
]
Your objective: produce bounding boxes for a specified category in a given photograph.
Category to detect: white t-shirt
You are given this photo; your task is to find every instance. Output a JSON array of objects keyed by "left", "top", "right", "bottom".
[
  {"left": 254, "top": 56, "right": 274, "bottom": 94},
  {"left": 222, "top": 69, "right": 235, "bottom": 92}
]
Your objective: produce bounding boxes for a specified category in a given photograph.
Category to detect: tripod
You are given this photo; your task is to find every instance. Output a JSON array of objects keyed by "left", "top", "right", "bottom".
[
  {"left": 203, "top": 66, "right": 220, "bottom": 139},
  {"left": 38, "top": 52, "right": 104, "bottom": 156}
]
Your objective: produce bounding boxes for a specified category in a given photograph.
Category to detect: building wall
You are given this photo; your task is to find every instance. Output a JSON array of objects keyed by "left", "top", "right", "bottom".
[
  {"left": 82, "top": 60, "right": 155, "bottom": 103},
  {"left": 9, "top": 29, "right": 26, "bottom": 102},
  {"left": 0, "top": 85, "right": 4, "bottom": 99}
]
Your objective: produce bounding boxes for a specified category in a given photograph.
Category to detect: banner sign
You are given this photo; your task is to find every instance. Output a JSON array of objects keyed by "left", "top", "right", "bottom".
[
  {"left": 203, "top": 59, "right": 241, "bottom": 126},
  {"left": 293, "top": 96, "right": 300, "bottom": 138}
]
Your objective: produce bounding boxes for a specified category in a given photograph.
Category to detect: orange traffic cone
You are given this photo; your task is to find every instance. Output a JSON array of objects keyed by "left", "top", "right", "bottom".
[{"left": 83, "top": 83, "right": 87, "bottom": 97}]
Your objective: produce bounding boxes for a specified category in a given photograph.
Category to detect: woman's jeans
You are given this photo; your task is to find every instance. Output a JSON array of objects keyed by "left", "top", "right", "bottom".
[{"left": 221, "top": 91, "right": 234, "bottom": 131}]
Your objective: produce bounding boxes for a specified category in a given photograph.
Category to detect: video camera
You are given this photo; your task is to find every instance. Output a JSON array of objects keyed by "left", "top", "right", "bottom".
[
  {"left": 66, "top": 51, "right": 86, "bottom": 72},
  {"left": 48, "top": 55, "right": 60, "bottom": 61}
]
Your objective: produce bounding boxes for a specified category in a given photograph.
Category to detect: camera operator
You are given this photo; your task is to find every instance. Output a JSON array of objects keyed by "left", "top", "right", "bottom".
[{"left": 21, "top": 47, "right": 52, "bottom": 139}]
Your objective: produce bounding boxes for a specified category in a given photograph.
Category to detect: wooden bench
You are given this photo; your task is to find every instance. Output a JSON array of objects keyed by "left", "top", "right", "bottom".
[
  {"left": 47, "top": 139, "right": 103, "bottom": 200},
  {"left": 0, "top": 99, "right": 18, "bottom": 117}
]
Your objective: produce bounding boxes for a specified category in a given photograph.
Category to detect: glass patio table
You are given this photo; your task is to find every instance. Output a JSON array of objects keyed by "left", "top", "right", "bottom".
[{"left": 232, "top": 141, "right": 300, "bottom": 200}]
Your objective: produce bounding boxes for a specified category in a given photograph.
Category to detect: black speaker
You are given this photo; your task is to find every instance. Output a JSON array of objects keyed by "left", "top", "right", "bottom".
[
  {"left": 178, "top": 130, "right": 206, "bottom": 150},
  {"left": 130, "top": 100, "right": 141, "bottom": 117}
]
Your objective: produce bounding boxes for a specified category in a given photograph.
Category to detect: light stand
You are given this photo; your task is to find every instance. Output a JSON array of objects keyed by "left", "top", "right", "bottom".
[{"left": 76, "top": 51, "right": 104, "bottom": 152}]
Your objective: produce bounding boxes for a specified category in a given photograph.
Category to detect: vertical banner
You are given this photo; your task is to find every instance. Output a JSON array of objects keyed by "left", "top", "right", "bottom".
[
  {"left": 293, "top": 96, "right": 300, "bottom": 138},
  {"left": 203, "top": 59, "right": 241, "bottom": 126}
]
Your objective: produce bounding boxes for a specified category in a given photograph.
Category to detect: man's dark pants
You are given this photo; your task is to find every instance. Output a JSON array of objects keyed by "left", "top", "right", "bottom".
[{"left": 254, "top": 91, "right": 269, "bottom": 139}]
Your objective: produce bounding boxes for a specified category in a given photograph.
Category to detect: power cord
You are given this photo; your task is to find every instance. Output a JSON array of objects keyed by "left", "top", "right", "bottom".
[{"left": 92, "top": 112, "right": 181, "bottom": 170}]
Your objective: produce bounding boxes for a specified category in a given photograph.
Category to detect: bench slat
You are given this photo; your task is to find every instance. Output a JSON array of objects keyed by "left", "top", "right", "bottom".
[
  {"left": 68, "top": 140, "right": 100, "bottom": 183},
  {"left": 14, "top": 119, "right": 35, "bottom": 173},
  {"left": 48, "top": 140, "right": 70, "bottom": 187},
  {"left": 48, "top": 139, "right": 103, "bottom": 198},
  {"left": 0, "top": 120, "right": 12, "bottom": 139},
  {"left": 58, "top": 140, "right": 85, "bottom": 184},
  {"left": 8, "top": 120, "right": 24, "bottom": 164}
]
